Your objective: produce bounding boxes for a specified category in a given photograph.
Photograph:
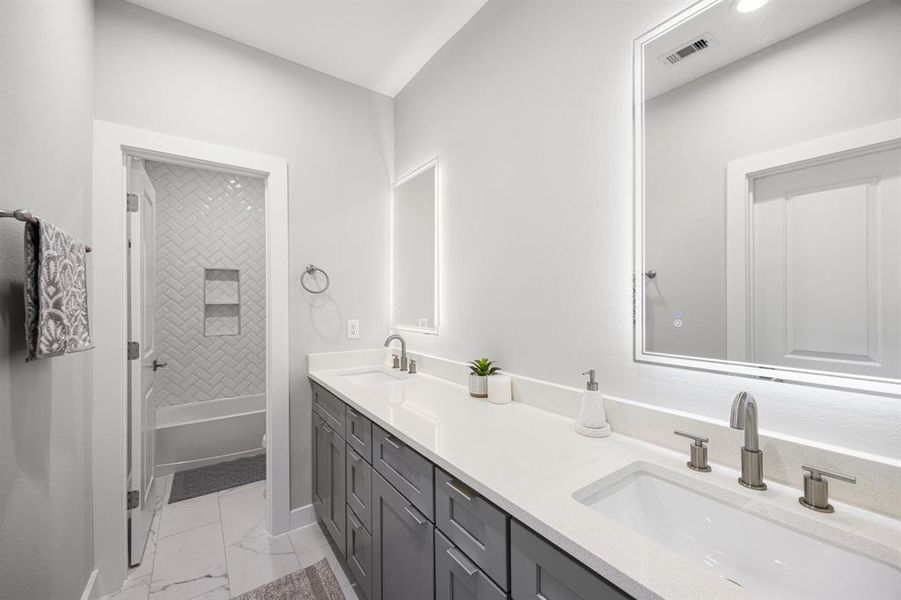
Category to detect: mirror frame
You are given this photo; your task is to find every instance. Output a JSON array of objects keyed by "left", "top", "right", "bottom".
[
  {"left": 632, "top": 0, "right": 900, "bottom": 396},
  {"left": 391, "top": 158, "right": 440, "bottom": 335}
]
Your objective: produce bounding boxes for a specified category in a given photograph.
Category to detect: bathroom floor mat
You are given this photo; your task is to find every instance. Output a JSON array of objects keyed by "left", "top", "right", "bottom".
[
  {"left": 168, "top": 453, "right": 266, "bottom": 503},
  {"left": 233, "top": 559, "right": 345, "bottom": 600}
]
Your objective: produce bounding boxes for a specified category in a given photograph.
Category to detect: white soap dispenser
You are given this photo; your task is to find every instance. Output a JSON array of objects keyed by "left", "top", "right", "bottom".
[{"left": 574, "top": 369, "right": 611, "bottom": 438}]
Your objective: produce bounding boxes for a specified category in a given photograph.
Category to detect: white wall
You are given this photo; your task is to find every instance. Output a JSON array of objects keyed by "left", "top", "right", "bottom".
[
  {"left": 147, "top": 161, "right": 266, "bottom": 407},
  {"left": 644, "top": 0, "right": 901, "bottom": 359},
  {"left": 0, "top": 1, "right": 96, "bottom": 598},
  {"left": 94, "top": 0, "right": 393, "bottom": 508},
  {"left": 394, "top": 0, "right": 901, "bottom": 459}
]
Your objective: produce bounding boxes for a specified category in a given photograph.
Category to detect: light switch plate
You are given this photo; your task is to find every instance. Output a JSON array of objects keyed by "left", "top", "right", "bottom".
[{"left": 347, "top": 319, "right": 360, "bottom": 339}]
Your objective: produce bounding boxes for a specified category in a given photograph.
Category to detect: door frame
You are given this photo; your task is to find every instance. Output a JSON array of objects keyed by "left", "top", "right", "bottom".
[
  {"left": 92, "top": 121, "right": 290, "bottom": 596},
  {"left": 725, "top": 119, "right": 901, "bottom": 368}
]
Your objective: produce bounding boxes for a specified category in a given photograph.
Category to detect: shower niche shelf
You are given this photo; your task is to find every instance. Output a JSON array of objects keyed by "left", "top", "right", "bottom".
[{"left": 203, "top": 268, "right": 241, "bottom": 336}]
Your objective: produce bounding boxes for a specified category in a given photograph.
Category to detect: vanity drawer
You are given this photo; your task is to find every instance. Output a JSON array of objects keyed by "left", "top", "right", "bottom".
[
  {"left": 346, "top": 446, "right": 372, "bottom": 532},
  {"left": 372, "top": 424, "right": 434, "bottom": 521},
  {"left": 312, "top": 381, "right": 346, "bottom": 439},
  {"left": 435, "top": 531, "right": 506, "bottom": 600},
  {"left": 346, "top": 509, "right": 372, "bottom": 600},
  {"left": 345, "top": 405, "right": 373, "bottom": 463},
  {"left": 435, "top": 467, "right": 508, "bottom": 590},
  {"left": 511, "top": 522, "right": 630, "bottom": 600}
]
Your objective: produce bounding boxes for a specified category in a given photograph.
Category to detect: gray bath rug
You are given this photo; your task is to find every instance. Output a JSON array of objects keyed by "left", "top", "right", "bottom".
[
  {"left": 168, "top": 453, "right": 266, "bottom": 503},
  {"left": 234, "top": 559, "right": 345, "bottom": 600}
]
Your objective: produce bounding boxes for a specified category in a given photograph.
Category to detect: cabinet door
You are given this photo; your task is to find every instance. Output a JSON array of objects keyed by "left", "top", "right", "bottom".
[
  {"left": 511, "top": 522, "right": 630, "bottom": 600},
  {"left": 372, "top": 425, "right": 434, "bottom": 520},
  {"left": 347, "top": 509, "right": 372, "bottom": 600},
  {"left": 372, "top": 471, "right": 435, "bottom": 600},
  {"left": 324, "top": 429, "right": 347, "bottom": 557},
  {"left": 435, "top": 468, "right": 508, "bottom": 590},
  {"left": 346, "top": 405, "right": 373, "bottom": 463},
  {"left": 312, "top": 381, "right": 346, "bottom": 439},
  {"left": 347, "top": 446, "right": 372, "bottom": 532},
  {"left": 435, "top": 531, "right": 506, "bottom": 600},
  {"left": 312, "top": 411, "right": 331, "bottom": 525}
]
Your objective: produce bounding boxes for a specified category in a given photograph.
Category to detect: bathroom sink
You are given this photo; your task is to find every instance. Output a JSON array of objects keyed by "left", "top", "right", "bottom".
[
  {"left": 574, "top": 463, "right": 901, "bottom": 599},
  {"left": 341, "top": 370, "right": 402, "bottom": 385}
]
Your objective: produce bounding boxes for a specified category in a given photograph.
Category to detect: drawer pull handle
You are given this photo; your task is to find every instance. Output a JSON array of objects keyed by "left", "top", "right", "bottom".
[
  {"left": 349, "top": 512, "right": 363, "bottom": 530},
  {"left": 347, "top": 406, "right": 358, "bottom": 417},
  {"left": 385, "top": 435, "right": 404, "bottom": 450},
  {"left": 350, "top": 452, "right": 362, "bottom": 463},
  {"left": 404, "top": 505, "right": 426, "bottom": 526},
  {"left": 446, "top": 479, "right": 477, "bottom": 502},
  {"left": 323, "top": 424, "right": 333, "bottom": 436},
  {"left": 446, "top": 547, "right": 479, "bottom": 576}
]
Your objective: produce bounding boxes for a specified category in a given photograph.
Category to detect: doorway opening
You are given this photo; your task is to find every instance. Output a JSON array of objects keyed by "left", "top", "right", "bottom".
[{"left": 125, "top": 155, "right": 269, "bottom": 569}]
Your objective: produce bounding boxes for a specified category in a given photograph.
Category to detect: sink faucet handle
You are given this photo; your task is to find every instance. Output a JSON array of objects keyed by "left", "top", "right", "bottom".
[
  {"left": 392, "top": 354, "right": 400, "bottom": 369},
  {"left": 800, "top": 465, "right": 856, "bottom": 513},
  {"left": 408, "top": 359, "right": 417, "bottom": 374},
  {"left": 802, "top": 465, "right": 856, "bottom": 484},
  {"left": 674, "top": 430, "right": 708, "bottom": 445},
  {"left": 674, "top": 430, "right": 711, "bottom": 473}
]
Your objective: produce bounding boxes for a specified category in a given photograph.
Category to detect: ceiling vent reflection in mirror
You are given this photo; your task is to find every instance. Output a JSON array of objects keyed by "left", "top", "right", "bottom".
[{"left": 659, "top": 33, "right": 718, "bottom": 66}]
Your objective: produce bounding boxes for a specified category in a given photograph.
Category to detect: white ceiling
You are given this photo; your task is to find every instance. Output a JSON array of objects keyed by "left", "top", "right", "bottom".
[
  {"left": 645, "top": 0, "right": 868, "bottom": 99},
  {"left": 124, "top": 0, "right": 487, "bottom": 97}
]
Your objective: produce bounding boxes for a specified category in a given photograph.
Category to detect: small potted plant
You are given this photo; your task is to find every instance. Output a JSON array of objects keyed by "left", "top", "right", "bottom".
[{"left": 468, "top": 357, "right": 499, "bottom": 398}]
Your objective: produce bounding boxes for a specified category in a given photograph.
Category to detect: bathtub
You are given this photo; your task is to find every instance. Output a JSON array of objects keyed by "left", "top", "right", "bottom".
[{"left": 155, "top": 394, "right": 265, "bottom": 475}]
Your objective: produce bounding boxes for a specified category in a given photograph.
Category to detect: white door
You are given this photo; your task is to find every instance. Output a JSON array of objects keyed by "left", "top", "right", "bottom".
[
  {"left": 127, "top": 157, "right": 161, "bottom": 566},
  {"left": 751, "top": 144, "right": 901, "bottom": 379}
]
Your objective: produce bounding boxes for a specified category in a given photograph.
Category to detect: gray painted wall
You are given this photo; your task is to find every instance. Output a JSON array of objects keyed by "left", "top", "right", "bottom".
[
  {"left": 394, "top": 0, "right": 901, "bottom": 459},
  {"left": 0, "top": 1, "right": 96, "bottom": 598},
  {"left": 94, "top": 0, "right": 393, "bottom": 509}
]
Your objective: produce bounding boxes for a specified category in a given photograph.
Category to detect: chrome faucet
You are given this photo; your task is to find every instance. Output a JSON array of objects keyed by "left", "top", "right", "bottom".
[
  {"left": 384, "top": 334, "right": 408, "bottom": 371},
  {"left": 730, "top": 391, "right": 766, "bottom": 490}
]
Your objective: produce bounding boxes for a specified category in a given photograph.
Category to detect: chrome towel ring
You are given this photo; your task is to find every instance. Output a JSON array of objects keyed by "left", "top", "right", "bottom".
[{"left": 301, "top": 264, "right": 330, "bottom": 294}]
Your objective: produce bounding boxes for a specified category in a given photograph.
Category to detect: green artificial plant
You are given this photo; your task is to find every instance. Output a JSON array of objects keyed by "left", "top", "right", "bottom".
[{"left": 469, "top": 358, "right": 500, "bottom": 377}]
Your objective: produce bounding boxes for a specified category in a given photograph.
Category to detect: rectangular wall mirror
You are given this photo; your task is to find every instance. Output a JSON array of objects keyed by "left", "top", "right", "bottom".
[
  {"left": 392, "top": 159, "right": 439, "bottom": 334},
  {"left": 634, "top": 0, "right": 900, "bottom": 393}
]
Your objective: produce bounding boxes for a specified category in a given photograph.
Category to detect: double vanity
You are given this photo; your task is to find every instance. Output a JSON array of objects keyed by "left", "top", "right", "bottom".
[{"left": 309, "top": 353, "right": 901, "bottom": 600}]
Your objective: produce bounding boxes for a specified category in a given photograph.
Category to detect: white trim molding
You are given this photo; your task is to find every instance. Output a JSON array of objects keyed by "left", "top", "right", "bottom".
[
  {"left": 290, "top": 503, "right": 317, "bottom": 531},
  {"left": 80, "top": 569, "right": 100, "bottom": 600},
  {"left": 91, "top": 121, "right": 291, "bottom": 596},
  {"left": 632, "top": 0, "right": 901, "bottom": 397}
]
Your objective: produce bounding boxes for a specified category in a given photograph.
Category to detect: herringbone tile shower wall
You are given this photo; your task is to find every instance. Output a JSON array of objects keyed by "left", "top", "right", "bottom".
[{"left": 146, "top": 161, "right": 266, "bottom": 407}]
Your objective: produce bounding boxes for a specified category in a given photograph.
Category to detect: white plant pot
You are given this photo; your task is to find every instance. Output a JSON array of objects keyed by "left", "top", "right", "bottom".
[{"left": 469, "top": 374, "right": 488, "bottom": 398}]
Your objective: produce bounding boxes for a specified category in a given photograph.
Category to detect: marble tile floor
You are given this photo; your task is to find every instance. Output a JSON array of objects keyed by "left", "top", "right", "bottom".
[{"left": 102, "top": 476, "right": 359, "bottom": 600}]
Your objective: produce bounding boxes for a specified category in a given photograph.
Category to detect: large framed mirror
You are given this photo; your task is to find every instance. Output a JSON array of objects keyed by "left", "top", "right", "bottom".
[
  {"left": 392, "top": 159, "right": 439, "bottom": 334},
  {"left": 634, "top": 0, "right": 900, "bottom": 394}
]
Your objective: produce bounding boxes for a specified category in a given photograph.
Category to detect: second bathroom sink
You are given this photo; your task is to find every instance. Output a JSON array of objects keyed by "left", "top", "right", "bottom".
[{"left": 574, "top": 462, "right": 901, "bottom": 599}]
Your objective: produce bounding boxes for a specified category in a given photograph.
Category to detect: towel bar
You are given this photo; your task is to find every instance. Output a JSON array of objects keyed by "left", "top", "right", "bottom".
[{"left": 1, "top": 208, "right": 92, "bottom": 252}]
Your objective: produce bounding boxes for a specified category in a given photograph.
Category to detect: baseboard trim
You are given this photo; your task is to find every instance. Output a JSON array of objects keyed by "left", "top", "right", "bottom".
[
  {"left": 80, "top": 569, "right": 100, "bottom": 600},
  {"left": 289, "top": 503, "right": 315, "bottom": 531}
]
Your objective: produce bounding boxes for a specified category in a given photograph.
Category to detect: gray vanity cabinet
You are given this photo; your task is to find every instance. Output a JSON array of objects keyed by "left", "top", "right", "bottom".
[
  {"left": 346, "top": 509, "right": 372, "bottom": 600},
  {"left": 346, "top": 446, "right": 372, "bottom": 531},
  {"left": 435, "top": 531, "right": 506, "bottom": 600},
  {"left": 435, "top": 467, "right": 509, "bottom": 591},
  {"left": 371, "top": 470, "right": 435, "bottom": 600},
  {"left": 511, "top": 522, "right": 630, "bottom": 600},
  {"left": 345, "top": 405, "right": 372, "bottom": 462},
  {"left": 372, "top": 424, "right": 434, "bottom": 520},
  {"left": 312, "top": 404, "right": 347, "bottom": 558},
  {"left": 312, "top": 381, "right": 346, "bottom": 438}
]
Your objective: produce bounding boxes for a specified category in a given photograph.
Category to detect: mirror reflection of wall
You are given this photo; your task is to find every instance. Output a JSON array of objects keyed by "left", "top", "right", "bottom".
[
  {"left": 392, "top": 160, "right": 438, "bottom": 333},
  {"left": 641, "top": 0, "right": 900, "bottom": 380}
]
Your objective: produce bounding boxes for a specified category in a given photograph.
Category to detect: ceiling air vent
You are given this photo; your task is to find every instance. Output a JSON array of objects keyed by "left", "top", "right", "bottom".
[{"left": 659, "top": 33, "right": 717, "bottom": 66}]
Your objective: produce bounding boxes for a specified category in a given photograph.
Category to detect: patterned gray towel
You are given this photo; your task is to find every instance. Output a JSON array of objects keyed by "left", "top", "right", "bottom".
[{"left": 24, "top": 218, "right": 93, "bottom": 361}]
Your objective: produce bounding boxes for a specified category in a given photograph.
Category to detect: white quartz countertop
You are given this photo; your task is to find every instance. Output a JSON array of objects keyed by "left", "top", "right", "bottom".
[{"left": 308, "top": 365, "right": 901, "bottom": 600}]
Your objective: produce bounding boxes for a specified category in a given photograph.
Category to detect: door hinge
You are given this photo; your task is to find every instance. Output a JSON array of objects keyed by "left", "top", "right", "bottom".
[
  {"left": 127, "top": 490, "right": 139, "bottom": 510},
  {"left": 126, "top": 193, "right": 139, "bottom": 212},
  {"left": 127, "top": 341, "right": 140, "bottom": 360}
]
